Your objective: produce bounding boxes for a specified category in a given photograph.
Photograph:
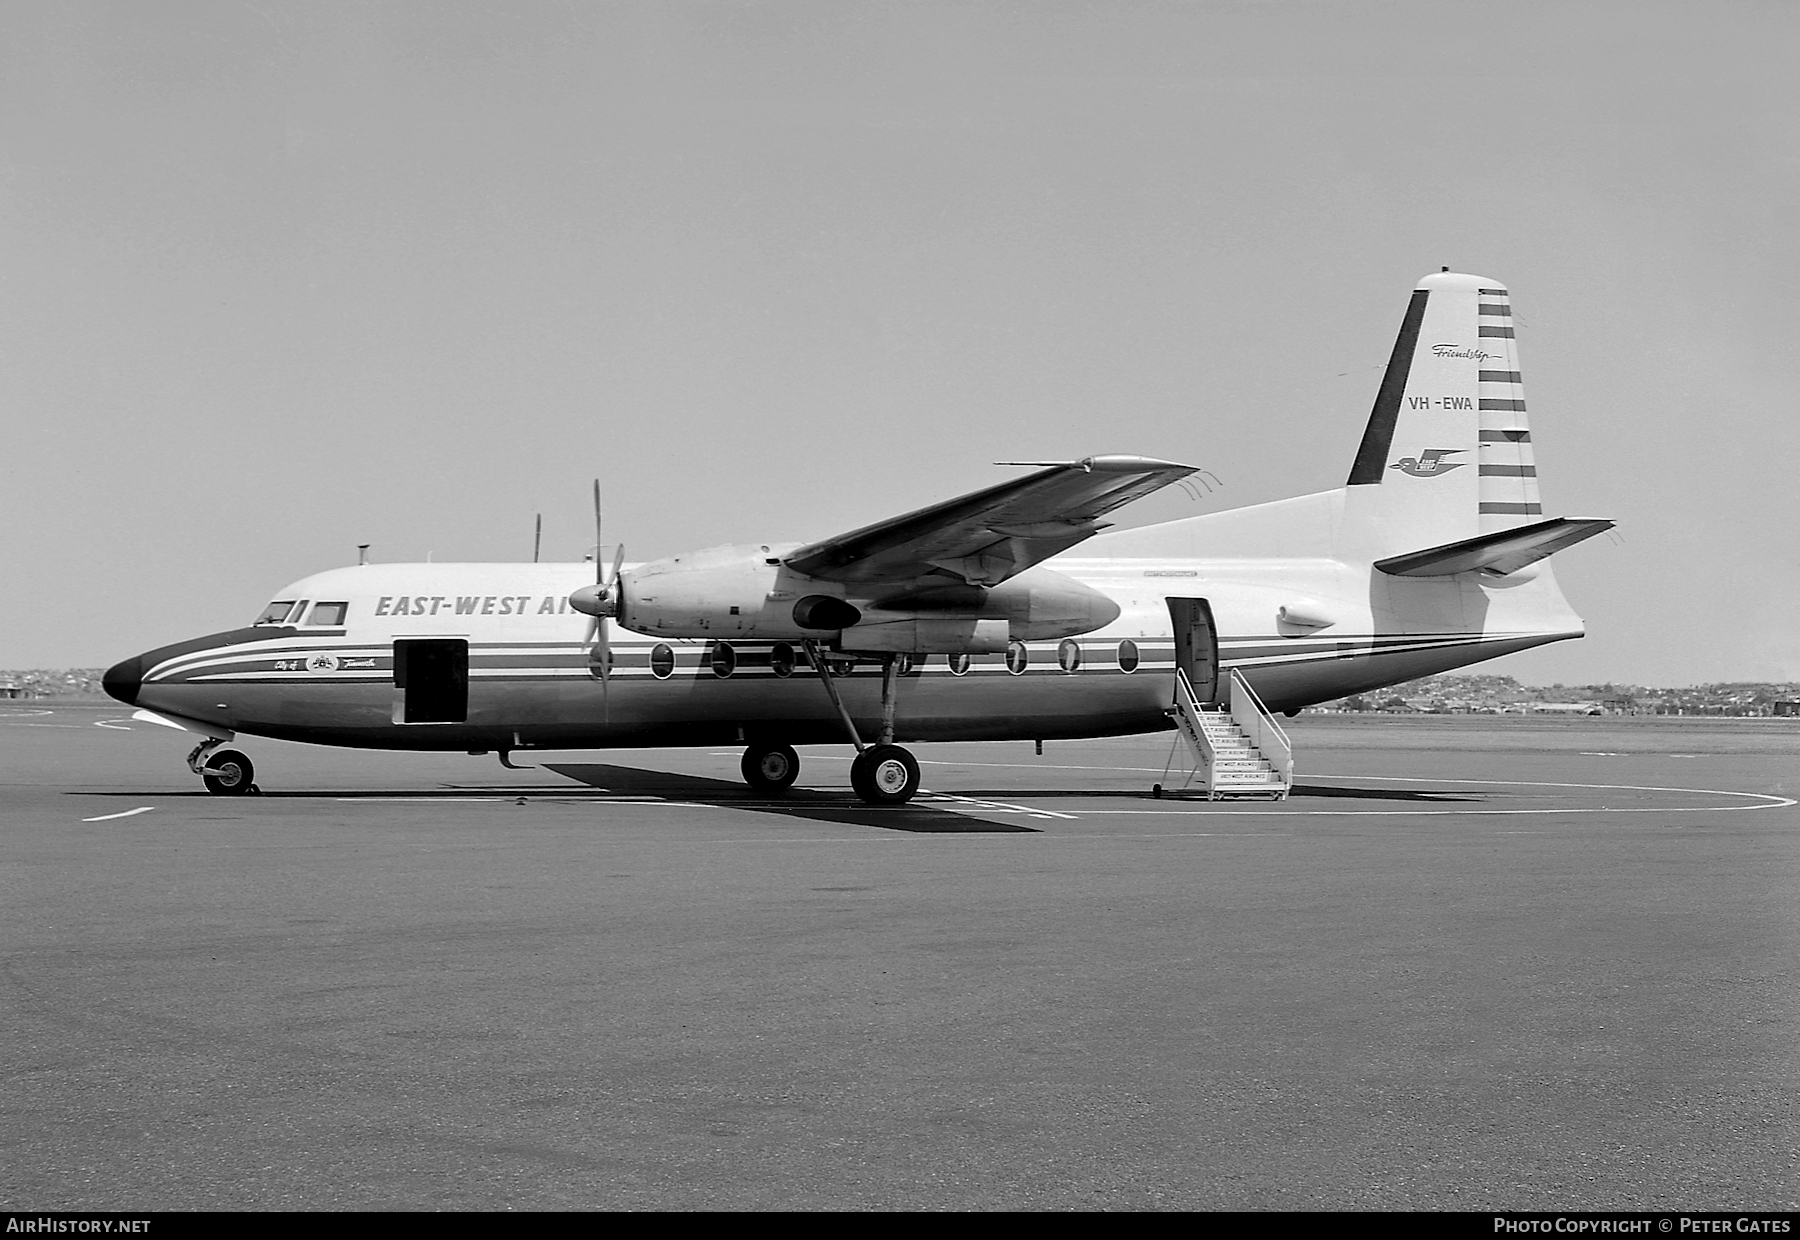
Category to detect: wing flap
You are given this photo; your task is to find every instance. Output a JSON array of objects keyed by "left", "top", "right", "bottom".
[
  {"left": 785, "top": 455, "right": 1197, "bottom": 585},
  {"left": 1374, "top": 517, "right": 1614, "bottom": 577}
]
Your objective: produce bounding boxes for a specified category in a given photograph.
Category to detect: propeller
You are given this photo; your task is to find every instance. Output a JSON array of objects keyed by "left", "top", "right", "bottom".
[{"left": 568, "top": 480, "right": 625, "bottom": 693}]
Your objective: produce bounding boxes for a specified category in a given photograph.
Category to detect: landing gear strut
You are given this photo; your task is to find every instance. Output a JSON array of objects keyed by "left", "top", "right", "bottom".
[
  {"left": 741, "top": 741, "right": 800, "bottom": 794},
  {"left": 802, "top": 640, "right": 922, "bottom": 806}
]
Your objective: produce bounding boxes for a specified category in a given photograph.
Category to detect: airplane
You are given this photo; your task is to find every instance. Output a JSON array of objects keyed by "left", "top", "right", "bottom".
[{"left": 103, "top": 270, "right": 1613, "bottom": 805}]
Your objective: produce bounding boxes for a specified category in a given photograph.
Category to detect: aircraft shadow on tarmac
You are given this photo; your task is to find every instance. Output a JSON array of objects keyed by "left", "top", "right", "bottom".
[{"left": 542, "top": 763, "right": 1039, "bottom": 834}]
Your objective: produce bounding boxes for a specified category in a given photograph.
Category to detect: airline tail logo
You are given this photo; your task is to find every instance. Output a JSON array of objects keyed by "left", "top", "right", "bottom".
[
  {"left": 1390, "top": 448, "right": 1466, "bottom": 478},
  {"left": 1430, "top": 343, "right": 1500, "bottom": 362}
]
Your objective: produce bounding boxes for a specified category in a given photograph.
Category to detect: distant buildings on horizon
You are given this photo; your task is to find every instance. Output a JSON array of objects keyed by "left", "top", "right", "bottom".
[{"left": 1316, "top": 672, "right": 1800, "bottom": 717}]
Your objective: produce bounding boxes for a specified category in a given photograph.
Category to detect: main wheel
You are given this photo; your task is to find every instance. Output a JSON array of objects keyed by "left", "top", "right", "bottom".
[
  {"left": 202, "top": 749, "right": 255, "bottom": 796},
  {"left": 850, "top": 744, "right": 920, "bottom": 806},
  {"left": 740, "top": 742, "right": 800, "bottom": 794}
]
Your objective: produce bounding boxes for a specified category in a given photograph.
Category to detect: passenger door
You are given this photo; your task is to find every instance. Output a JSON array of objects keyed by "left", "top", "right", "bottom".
[{"left": 1165, "top": 598, "right": 1220, "bottom": 706}]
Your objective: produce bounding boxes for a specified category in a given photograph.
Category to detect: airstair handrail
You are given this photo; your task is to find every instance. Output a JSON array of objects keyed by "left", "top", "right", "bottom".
[
  {"left": 1172, "top": 668, "right": 1217, "bottom": 773},
  {"left": 1228, "top": 667, "right": 1293, "bottom": 783}
]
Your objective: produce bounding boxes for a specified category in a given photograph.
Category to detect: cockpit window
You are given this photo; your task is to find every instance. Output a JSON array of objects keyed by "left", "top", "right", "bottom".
[
  {"left": 305, "top": 601, "right": 349, "bottom": 627},
  {"left": 255, "top": 601, "right": 299, "bottom": 625}
]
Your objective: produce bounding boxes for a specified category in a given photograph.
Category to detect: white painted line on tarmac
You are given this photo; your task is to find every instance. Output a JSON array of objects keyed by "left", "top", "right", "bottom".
[
  {"left": 82, "top": 806, "right": 155, "bottom": 822},
  {"left": 93, "top": 719, "right": 134, "bottom": 730},
  {"left": 1302, "top": 775, "right": 1796, "bottom": 810},
  {"left": 924, "top": 790, "right": 1076, "bottom": 821},
  {"left": 1071, "top": 803, "right": 1789, "bottom": 817},
  {"left": 333, "top": 796, "right": 729, "bottom": 807}
]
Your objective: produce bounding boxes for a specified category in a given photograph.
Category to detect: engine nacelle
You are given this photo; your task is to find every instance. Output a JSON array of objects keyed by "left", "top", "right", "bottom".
[
  {"left": 619, "top": 545, "right": 1120, "bottom": 648},
  {"left": 974, "top": 565, "right": 1121, "bottom": 641},
  {"left": 620, "top": 543, "right": 798, "bottom": 637},
  {"left": 839, "top": 617, "right": 1009, "bottom": 655}
]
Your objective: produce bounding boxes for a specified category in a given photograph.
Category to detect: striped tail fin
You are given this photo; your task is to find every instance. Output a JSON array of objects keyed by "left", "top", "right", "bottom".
[
  {"left": 1341, "top": 270, "right": 1546, "bottom": 556},
  {"left": 1469, "top": 280, "right": 1544, "bottom": 533}
]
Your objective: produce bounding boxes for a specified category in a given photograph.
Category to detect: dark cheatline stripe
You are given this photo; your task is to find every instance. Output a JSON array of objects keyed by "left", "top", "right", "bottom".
[
  {"left": 1479, "top": 370, "right": 1522, "bottom": 383},
  {"left": 1478, "top": 325, "right": 1516, "bottom": 338},
  {"left": 1479, "top": 398, "right": 1528, "bottom": 411},
  {"left": 1478, "top": 288, "right": 1507, "bottom": 295},
  {"left": 1479, "top": 429, "right": 1531, "bottom": 442},
  {"left": 1478, "top": 304, "right": 1512, "bottom": 316},
  {"left": 1480, "top": 502, "right": 1543, "bottom": 514},
  {"left": 1347, "top": 288, "right": 1430, "bottom": 486},
  {"left": 1479, "top": 464, "right": 1537, "bottom": 476}
]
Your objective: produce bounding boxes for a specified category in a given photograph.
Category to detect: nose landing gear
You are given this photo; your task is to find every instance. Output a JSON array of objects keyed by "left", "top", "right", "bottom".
[{"left": 188, "top": 739, "right": 259, "bottom": 796}]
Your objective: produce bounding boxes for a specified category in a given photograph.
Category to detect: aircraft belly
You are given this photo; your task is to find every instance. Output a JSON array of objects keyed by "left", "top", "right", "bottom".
[
  {"left": 501, "top": 671, "right": 1175, "bottom": 745},
  {"left": 172, "top": 665, "right": 1173, "bottom": 750}
]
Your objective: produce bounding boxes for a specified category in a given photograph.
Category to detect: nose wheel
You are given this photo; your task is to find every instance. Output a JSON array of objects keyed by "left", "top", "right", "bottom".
[
  {"left": 200, "top": 748, "right": 258, "bottom": 796},
  {"left": 740, "top": 742, "right": 800, "bottom": 794},
  {"left": 850, "top": 744, "right": 920, "bottom": 805}
]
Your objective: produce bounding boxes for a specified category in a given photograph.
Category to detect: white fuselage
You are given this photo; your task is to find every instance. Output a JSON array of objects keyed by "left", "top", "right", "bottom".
[{"left": 113, "top": 488, "right": 1585, "bottom": 753}]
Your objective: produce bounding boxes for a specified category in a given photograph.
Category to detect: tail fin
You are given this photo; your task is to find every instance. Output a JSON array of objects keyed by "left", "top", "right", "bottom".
[{"left": 1342, "top": 271, "right": 1543, "bottom": 556}]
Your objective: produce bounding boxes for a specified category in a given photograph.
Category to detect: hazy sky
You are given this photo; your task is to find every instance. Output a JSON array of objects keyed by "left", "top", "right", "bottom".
[{"left": 4, "top": 1, "right": 1796, "bottom": 685}]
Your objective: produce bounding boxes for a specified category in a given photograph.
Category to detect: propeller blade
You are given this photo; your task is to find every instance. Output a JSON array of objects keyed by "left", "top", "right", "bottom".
[{"left": 601, "top": 478, "right": 615, "bottom": 586}]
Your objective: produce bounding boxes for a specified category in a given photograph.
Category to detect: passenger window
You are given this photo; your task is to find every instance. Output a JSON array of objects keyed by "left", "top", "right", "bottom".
[
  {"left": 307, "top": 602, "right": 349, "bottom": 627},
  {"left": 948, "top": 653, "right": 971, "bottom": 676},
  {"left": 650, "top": 644, "right": 675, "bottom": 679},
  {"left": 1057, "top": 640, "right": 1081, "bottom": 673},
  {"left": 1005, "top": 641, "right": 1029, "bottom": 675},
  {"left": 770, "top": 643, "right": 795, "bottom": 678},
  {"left": 710, "top": 642, "right": 736, "bottom": 678},
  {"left": 1117, "top": 639, "right": 1140, "bottom": 673},
  {"left": 254, "top": 601, "right": 298, "bottom": 625}
]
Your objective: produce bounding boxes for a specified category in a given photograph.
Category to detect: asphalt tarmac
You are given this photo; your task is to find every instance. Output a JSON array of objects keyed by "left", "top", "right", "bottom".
[{"left": 3, "top": 703, "right": 1796, "bottom": 1211}]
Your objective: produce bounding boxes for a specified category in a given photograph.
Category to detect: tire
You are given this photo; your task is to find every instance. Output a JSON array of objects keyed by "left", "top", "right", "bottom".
[
  {"left": 741, "top": 742, "right": 800, "bottom": 794},
  {"left": 202, "top": 749, "right": 255, "bottom": 796},
  {"left": 850, "top": 744, "right": 920, "bottom": 806}
]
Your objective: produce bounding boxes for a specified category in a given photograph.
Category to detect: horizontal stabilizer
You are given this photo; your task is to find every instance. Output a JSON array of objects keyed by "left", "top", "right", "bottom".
[{"left": 1374, "top": 517, "right": 1613, "bottom": 577}]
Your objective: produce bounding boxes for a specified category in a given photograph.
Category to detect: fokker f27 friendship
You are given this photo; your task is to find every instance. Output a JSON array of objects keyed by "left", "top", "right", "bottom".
[{"left": 104, "top": 272, "right": 1613, "bottom": 804}]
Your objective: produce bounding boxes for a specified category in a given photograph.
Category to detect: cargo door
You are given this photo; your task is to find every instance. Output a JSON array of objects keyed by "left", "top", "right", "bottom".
[{"left": 393, "top": 638, "right": 468, "bottom": 724}]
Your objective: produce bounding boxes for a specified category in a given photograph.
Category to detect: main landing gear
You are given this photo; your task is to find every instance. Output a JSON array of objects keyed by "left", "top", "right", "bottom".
[
  {"left": 737, "top": 645, "right": 923, "bottom": 806},
  {"left": 797, "top": 640, "right": 924, "bottom": 807},
  {"left": 188, "top": 739, "right": 260, "bottom": 796},
  {"left": 740, "top": 741, "right": 801, "bottom": 794},
  {"left": 849, "top": 744, "right": 920, "bottom": 806}
]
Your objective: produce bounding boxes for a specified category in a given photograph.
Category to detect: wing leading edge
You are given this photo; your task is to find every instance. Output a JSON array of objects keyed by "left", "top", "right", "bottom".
[{"left": 784, "top": 455, "right": 1198, "bottom": 587}]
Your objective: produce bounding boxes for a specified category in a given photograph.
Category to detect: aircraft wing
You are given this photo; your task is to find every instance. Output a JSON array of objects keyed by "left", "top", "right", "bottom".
[{"left": 783, "top": 455, "right": 1197, "bottom": 586}]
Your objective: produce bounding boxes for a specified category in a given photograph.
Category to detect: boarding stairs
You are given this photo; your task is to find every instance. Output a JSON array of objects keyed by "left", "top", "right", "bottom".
[{"left": 1161, "top": 667, "right": 1293, "bottom": 800}]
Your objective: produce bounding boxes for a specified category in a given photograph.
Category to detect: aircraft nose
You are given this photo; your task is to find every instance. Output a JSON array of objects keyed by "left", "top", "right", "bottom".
[{"left": 102, "top": 656, "right": 143, "bottom": 706}]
